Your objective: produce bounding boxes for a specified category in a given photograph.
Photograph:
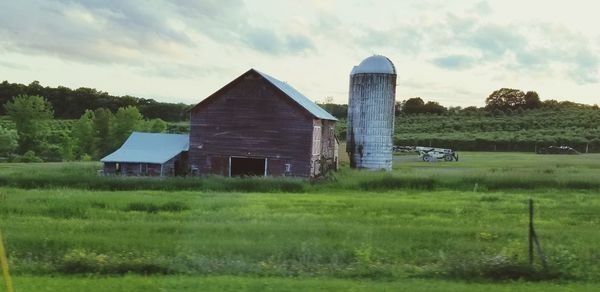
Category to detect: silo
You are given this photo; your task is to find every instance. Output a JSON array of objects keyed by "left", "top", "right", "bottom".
[{"left": 346, "top": 55, "right": 397, "bottom": 170}]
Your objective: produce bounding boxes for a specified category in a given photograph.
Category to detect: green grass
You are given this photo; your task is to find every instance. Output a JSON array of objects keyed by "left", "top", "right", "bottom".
[
  {"left": 11, "top": 276, "right": 600, "bottom": 292},
  {"left": 1, "top": 152, "right": 599, "bottom": 290},
  {"left": 1, "top": 153, "right": 600, "bottom": 192}
]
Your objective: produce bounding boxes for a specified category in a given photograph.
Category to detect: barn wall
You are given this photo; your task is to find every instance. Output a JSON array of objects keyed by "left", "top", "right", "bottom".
[{"left": 190, "top": 71, "right": 314, "bottom": 177}]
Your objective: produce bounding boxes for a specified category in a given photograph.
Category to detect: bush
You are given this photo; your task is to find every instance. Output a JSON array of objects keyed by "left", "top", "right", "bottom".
[
  {"left": 124, "top": 201, "right": 190, "bottom": 213},
  {"left": 359, "top": 176, "right": 435, "bottom": 191},
  {"left": 12, "top": 150, "right": 43, "bottom": 163}
]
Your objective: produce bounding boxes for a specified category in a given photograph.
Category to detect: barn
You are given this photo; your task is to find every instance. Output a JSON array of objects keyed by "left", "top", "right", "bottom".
[
  {"left": 101, "top": 132, "right": 189, "bottom": 176},
  {"left": 189, "top": 69, "right": 338, "bottom": 178}
]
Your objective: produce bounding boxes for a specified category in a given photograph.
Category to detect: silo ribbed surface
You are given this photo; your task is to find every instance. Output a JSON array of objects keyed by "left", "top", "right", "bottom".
[{"left": 346, "top": 55, "right": 397, "bottom": 171}]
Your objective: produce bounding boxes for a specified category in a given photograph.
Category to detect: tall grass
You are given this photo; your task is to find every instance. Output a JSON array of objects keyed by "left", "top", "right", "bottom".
[{"left": 1, "top": 187, "right": 598, "bottom": 280}]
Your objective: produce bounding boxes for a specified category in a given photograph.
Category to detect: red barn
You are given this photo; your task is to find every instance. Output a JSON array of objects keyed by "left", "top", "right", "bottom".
[{"left": 189, "top": 69, "right": 338, "bottom": 178}]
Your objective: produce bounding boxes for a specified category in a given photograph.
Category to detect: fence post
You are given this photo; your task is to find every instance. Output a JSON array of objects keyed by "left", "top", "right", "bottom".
[
  {"left": 528, "top": 198, "right": 534, "bottom": 266},
  {"left": 0, "top": 229, "right": 14, "bottom": 292}
]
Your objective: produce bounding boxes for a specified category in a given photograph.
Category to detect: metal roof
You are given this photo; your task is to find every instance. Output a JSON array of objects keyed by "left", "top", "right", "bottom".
[
  {"left": 256, "top": 70, "right": 338, "bottom": 121},
  {"left": 101, "top": 132, "right": 189, "bottom": 164}
]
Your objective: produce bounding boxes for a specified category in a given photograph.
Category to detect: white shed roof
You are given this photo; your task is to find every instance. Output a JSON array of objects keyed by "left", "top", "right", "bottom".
[
  {"left": 351, "top": 55, "right": 396, "bottom": 75},
  {"left": 101, "top": 132, "right": 189, "bottom": 164}
]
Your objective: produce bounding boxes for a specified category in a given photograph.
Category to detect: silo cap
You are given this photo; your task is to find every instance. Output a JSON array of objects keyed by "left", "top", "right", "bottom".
[{"left": 351, "top": 55, "right": 396, "bottom": 75}]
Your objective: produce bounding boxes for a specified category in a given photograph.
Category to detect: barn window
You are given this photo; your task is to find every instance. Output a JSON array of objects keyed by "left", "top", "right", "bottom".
[{"left": 312, "top": 126, "right": 322, "bottom": 155}]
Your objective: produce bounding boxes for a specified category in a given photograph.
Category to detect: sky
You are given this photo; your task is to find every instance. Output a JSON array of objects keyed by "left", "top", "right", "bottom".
[{"left": 0, "top": 0, "right": 599, "bottom": 107}]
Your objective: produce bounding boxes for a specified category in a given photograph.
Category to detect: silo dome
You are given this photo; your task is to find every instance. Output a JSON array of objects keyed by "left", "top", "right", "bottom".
[
  {"left": 346, "top": 55, "right": 397, "bottom": 171},
  {"left": 351, "top": 55, "right": 396, "bottom": 75}
]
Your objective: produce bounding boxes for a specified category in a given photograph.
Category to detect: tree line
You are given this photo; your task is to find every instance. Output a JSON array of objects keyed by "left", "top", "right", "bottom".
[
  {"left": 0, "top": 95, "right": 168, "bottom": 162},
  {"left": 321, "top": 88, "right": 598, "bottom": 119},
  {"left": 0, "top": 80, "right": 190, "bottom": 121}
]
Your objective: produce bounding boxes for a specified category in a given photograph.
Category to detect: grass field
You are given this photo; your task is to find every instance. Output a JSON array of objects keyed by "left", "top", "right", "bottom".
[{"left": 1, "top": 152, "right": 600, "bottom": 291}]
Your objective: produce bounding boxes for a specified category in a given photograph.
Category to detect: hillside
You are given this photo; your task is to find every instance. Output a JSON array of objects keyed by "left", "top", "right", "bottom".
[{"left": 332, "top": 107, "right": 600, "bottom": 153}]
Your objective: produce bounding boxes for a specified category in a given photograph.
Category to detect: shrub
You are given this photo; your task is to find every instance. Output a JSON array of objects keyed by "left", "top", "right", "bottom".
[
  {"left": 12, "top": 150, "right": 43, "bottom": 163},
  {"left": 124, "top": 201, "right": 190, "bottom": 213}
]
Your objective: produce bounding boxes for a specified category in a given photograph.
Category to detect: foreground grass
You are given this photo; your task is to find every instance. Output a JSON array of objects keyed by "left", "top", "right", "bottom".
[
  {"left": 1, "top": 187, "right": 599, "bottom": 281},
  {"left": 1, "top": 152, "right": 599, "bottom": 290},
  {"left": 12, "top": 276, "right": 600, "bottom": 292}
]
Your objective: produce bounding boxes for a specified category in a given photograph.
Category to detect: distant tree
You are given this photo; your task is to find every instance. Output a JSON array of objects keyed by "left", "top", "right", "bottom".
[
  {"left": 93, "top": 108, "right": 114, "bottom": 157},
  {"left": 111, "top": 106, "right": 143, "bottom": 148},
  {"left": 4, "top": 94, "right": 53, "bottom": 153},
  {"left": 402, "top": 97, "right": 425, "bottom": 114},
  {"left": 524, "top": 91, "right": 542, "bottom": 109},
  {"left": 0, "top": 80, "right": 190, "bottom": 121},
  {"left": 485, "top": 88, "right": 526, "bottom": 111},
  {"left": 72, "top": 110, "right": 96, "bottom": 159},
  {"left": 0, "top": 125, "right": 18, "bottom": 157},
  {"left": 148, "top": 118, "right": 167, "bottom": 133},
  {"left": 542, "top": 99, "right": 560, "bottom": 109},
  {"left": 423, "top": 101, "right": 447, "bottom": 114},
  {"left": 317, "top": 103, "right": 348, "bottom": 119}
]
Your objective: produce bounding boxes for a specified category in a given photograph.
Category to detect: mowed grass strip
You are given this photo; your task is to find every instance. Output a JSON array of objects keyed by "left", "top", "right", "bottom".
[
  {"left": 0, "top": 187, "right": 599, "bottom": 280},
  {"left": 1, "top": 153, "right": 600, "bottom": 192}
]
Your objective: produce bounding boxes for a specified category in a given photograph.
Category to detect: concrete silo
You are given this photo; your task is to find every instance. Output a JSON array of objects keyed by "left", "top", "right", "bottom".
[{"left": 346, "top": 55, "right": 397, "bottom": 170}]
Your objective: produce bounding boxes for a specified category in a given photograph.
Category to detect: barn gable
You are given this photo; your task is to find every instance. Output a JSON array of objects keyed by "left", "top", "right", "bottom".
[{"left": 191, "top": 69, "right": 337, "bottom": 121}]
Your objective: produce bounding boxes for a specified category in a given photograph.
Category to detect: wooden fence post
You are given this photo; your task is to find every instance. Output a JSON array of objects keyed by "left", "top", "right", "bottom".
[
  {"left": 529, "top": 199, "right": 534, "bottom": 265},
  {"left": 0, "top": 229, "right": 14, "bottom": 292},
  {"left": 528, "top": 199, "right": 548, "bottom": 269}
]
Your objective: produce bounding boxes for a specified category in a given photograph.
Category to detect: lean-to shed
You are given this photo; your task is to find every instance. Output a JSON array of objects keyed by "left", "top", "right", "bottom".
[
  {"left": 101, "top": 132, "right": 189, "bottom": 176},
  {"left": 189, "top": 69, "right": 338, "bottom": 178}
]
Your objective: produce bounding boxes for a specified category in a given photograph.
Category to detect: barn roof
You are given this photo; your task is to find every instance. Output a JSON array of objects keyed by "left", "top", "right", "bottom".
[
  {"left": 255, "top": 71, "right": 337, "bottom": 121},
  {"left": 101, "top": 132, "right": 189, "bottom": 164}
]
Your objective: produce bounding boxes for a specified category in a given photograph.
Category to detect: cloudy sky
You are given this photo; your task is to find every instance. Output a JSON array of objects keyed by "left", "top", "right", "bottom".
[{"left": 1, "top": 0, "right": 599, "bottom": 107}]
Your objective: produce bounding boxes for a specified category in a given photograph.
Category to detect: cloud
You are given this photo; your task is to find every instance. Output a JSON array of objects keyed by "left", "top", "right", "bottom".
[
  {"left": 420, "top": 14, "right": 600, "bottom": 84},
  {"left": 432, "top": 55, "right": 477, "bottom": 69},
  {"left": 0, "top": 0, "right": 315, "bottom": 67},
  {"left": 242, "top": 28, "right": 315, "bottom": 55},
  {"left": 0, "top": 60, "right": 28, "bottom": 70}
]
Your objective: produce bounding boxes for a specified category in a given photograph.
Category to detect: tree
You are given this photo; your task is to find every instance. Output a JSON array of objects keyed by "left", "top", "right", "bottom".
[
  {"left": 111, "top": 106, "right": 143, "bottom": 148},
  {"left": 73, "top": 110, "right": 96, "bottom": 159},
  {"left": 93, "top": 108, "right": 114, "bottom": 157},
  {"left": 4, "top": 94, "right": 53, "bottom": 153},
  {"left": 423, "top": 101, "right": 447, "bottom": 114},
  {"left": 148, "top": 118, "right": 167, "bottom": 133},
  {"left": 402, "top": 97, "right": 425, "bottom": 114},
  {"left": 0, "top": 125, "right": 18, "bottom": 157},
  {"left": 524, "top": 91, "right": 542, "bottom": 109},
  {"left": 485, "top": 88, "right": 526, "bottom": 111}
]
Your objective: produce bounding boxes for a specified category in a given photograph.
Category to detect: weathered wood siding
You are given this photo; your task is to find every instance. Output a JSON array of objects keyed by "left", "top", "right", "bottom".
[
  {"left": 102, "top": 152, "right": 187, "bottom": 176},
  {"left": 189, "top": 70, "right": 316, "bottom": 177}
]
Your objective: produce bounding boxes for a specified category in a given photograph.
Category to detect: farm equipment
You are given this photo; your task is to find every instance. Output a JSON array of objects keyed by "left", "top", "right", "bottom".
[
  {"left": 537, "top": 146, "right": 579, "bottom": 155},
  {"left": 415, "top": 146, "right": 459, "bottom": 162}
]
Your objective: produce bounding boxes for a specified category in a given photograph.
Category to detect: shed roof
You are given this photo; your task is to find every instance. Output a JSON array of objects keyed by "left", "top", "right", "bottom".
[
  {"left": 101, "top": 132, "right": 189, "bottom": 164},
  {"left": 255, "top": 71, "right": 337, "bottom": 121}
]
